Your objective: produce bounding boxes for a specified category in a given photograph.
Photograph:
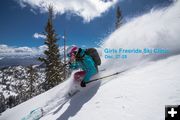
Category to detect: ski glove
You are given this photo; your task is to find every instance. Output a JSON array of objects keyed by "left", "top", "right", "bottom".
[{"left": 80, "top": 80, "right": 86, "bottom": 87}]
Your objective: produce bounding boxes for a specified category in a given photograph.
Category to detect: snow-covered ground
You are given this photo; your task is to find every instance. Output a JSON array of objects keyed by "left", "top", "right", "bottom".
[
  {"left": 1, "top": 54, "right": 180, "bottom": 120},
  {"left": 1, "top": 1, "right": 180, "bottom": 120},
  {"left": 41, "top": 55, "right": 180, "bottom": 120}
]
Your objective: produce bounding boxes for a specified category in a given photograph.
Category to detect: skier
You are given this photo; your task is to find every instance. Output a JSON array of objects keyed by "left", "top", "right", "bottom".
[{"left": 67, "top": 45, "right": 101, "bottom": 87}]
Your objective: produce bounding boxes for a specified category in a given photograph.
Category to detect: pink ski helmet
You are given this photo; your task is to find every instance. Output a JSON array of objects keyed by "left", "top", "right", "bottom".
[{"left": 67, "top": 45, "right": 78, "bottom": 57}]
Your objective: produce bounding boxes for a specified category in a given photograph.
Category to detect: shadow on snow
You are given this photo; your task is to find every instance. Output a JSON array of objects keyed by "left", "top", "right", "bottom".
[{"left": 55, "top": 81, "right": 101, "bottom": 120}]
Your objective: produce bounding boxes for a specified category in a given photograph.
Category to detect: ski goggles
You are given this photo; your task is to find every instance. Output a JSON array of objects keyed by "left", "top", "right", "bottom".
[{"left": 67, "top": 51, "right": 77, "bottom": 58}]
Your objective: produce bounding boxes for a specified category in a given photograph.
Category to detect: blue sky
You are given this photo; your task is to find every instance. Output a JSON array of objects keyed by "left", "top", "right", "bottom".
[{"left": 0, "top": 0, "right": 172, "bottom": 48}]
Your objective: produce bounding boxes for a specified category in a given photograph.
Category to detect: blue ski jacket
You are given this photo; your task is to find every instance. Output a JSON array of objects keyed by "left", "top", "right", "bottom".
[{"left": 68, "top": 48, "right": 97, "bottom": 82}]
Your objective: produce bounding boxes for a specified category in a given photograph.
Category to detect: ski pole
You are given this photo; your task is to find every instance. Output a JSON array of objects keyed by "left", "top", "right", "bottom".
[
  {"left": 85, "top": 69, "right": 127, "bottom": 84},
  {"left": 41, "top": 62, "right": 69, "bottom": 86},
  {"left": 49, "top": 62, "right": 69, "bottom": 79}
]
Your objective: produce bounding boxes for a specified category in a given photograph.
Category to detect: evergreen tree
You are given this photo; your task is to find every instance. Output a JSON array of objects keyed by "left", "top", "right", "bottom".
[
  {"left": 0, "top": 92, "right": 6, "bottom": 113},
  {"left": 39, "top": 6, "right": 63, "bottom": 90},
  {"left": 115, "top": 5, "right": 123, "bottom": 29},
  {"left": 27, "top": 65, "right": 38, "bottom": 98}
]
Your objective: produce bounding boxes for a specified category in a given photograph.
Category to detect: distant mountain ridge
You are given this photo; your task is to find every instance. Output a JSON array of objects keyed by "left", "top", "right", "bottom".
[{"left": 0, "top": 56, "right": 42, "bottom": 69}]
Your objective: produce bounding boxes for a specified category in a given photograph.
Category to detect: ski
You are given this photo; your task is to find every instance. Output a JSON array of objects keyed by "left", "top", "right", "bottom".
[
  {"left": 21, "top": 108, "right": 44, "bottom": 120},
  {"left": 21, "top": 90, "right": 79, "bottom": 120}
]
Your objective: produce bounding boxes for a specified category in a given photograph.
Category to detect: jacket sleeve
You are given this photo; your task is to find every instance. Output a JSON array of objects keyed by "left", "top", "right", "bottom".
[{"left": 69, "top": 61, "right": 79, "bottom": 70}]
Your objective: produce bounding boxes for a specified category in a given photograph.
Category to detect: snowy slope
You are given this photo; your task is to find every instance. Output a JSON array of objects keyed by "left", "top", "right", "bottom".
[
  {"left": 40, "top": 55, "right": 180, "bottom": 120},
  {"left": 1, "top": 54, "right": 180, "bottom": 120},
  {"left": 1, "top": 1, "right": 180, "bottom": 120}
]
